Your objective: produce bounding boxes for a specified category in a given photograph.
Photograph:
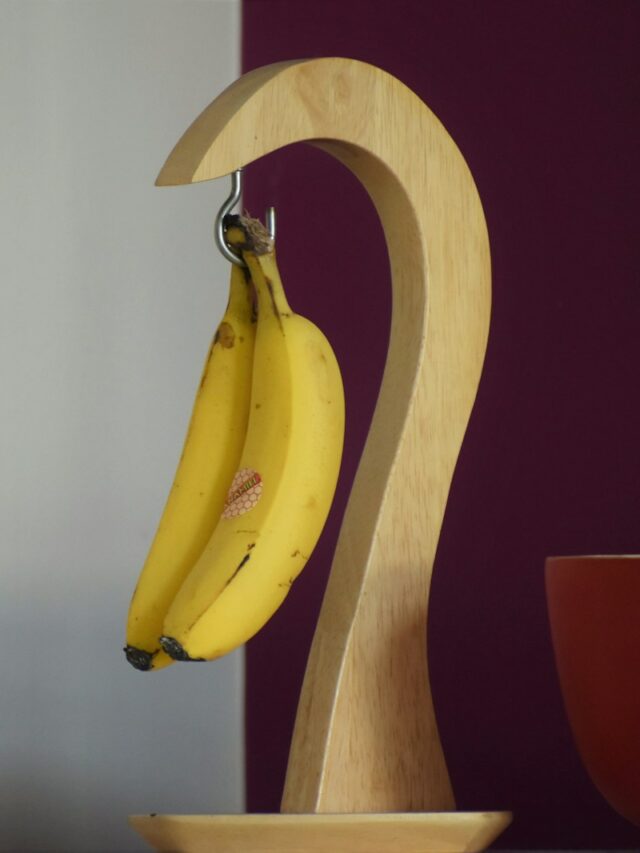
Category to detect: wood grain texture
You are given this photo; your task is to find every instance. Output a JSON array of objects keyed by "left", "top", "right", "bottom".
[
  {"left": 129, "top": 812, "right": 512, "bottom": 853},
  {"left": 155, "top": 58, "right": 492, "bottom": 816}
]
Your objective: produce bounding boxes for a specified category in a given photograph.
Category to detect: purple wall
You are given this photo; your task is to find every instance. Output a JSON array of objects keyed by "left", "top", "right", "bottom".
[{"left": 242, "top": 2, "right": 640, "bottom": 848}]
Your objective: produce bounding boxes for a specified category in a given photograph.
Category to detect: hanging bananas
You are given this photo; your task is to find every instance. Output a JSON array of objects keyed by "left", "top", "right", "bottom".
[
  {"left": 124, "top": 261, "right": 256, "bottom": 670},
  {"left": 125, "top": 212, "right": 344, "bottom": 668},
  {"left": 158, "top": 215, "right": 345, "bottom": 662}
]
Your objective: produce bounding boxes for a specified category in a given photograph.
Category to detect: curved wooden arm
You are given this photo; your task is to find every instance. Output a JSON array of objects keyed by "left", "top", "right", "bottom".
[{"left": 157, "top": 57, "right": 491, "bottom": 815}]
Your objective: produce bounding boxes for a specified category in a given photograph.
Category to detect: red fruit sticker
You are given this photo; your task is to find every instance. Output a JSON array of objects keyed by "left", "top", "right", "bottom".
[{"left": 222, "top": 468, "right": 263, "bottom": 519}]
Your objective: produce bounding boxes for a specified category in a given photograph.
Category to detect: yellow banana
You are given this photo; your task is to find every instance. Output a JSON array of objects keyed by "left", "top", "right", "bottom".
[
  {"left": 160, "top": 215, "right": 345, "bottom": 662},
  {"left": 124, "top": 261, "right": 256, "bottom": 670}
]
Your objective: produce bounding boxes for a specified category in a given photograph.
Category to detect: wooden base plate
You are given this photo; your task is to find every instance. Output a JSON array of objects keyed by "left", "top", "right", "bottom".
[{"left": 129, "top": 811, "right": 512, "bottom": 852}]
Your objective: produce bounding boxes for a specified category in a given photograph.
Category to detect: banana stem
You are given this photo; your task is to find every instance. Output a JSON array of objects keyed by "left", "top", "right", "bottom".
[{"left": 224, "top": 213, "right": 273, "bottom": 256}]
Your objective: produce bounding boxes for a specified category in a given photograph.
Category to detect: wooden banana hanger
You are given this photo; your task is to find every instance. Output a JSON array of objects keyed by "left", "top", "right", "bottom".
[{"left": 131, "top": 58, "right": 511, "bottom": 852}]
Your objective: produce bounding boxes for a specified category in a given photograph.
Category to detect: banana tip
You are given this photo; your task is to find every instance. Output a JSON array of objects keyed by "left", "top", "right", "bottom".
[
  {"left": 160, "top": 635, "right": 204, "bottom": 662},
  {"left": 124, "top": 645, "right": 154, "bottom": 671}
]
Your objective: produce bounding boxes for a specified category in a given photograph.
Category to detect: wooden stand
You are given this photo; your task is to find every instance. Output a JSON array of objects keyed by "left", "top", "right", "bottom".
[
  {"left": 131, "top": 58, "right": 510, "bottom": 851},
  {"left": 130, "top": 813, "right": 511, "bottom": 853}
]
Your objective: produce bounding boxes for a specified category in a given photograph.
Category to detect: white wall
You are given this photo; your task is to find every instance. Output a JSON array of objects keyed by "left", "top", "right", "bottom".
[{"left": 0, "top": 2, "right": 244, "bottom": 850}]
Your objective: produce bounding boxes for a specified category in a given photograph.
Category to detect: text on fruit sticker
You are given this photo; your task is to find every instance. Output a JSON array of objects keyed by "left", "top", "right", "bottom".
[{"left": 222, "top": 468, "right": 263, "bottom": 519}]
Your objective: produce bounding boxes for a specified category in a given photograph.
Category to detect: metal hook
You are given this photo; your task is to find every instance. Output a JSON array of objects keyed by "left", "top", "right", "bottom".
[
  {"left": 214, "top": 169, "right": 244, "bottom": 267},
  {"left": 214, "top": 169, "right": 276, "bottom": 267}
]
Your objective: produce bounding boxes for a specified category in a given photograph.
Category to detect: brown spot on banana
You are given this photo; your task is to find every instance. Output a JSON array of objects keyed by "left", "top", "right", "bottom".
[
  {"left": 215, "top": 321, "right": 235, "bottom": 348},
  {"left": 224, "top": 553, "right": 251, "bottom": 587}
]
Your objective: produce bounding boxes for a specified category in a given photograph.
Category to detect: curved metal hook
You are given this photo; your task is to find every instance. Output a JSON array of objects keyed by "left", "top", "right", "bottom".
[
  {"left": 214, "top": 169, "right": 244, "bottom": 266},
  {"left": 214, "top": 169, "right": 276, "bottom": 267}
]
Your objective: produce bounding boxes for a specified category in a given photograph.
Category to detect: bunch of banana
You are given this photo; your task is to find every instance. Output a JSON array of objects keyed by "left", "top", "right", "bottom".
[
  {"left": 125, "top": 213, "right": 345, "bottom": 668},
  {"left": 124, "top": 259, "right": 257, "bottom": 671}
]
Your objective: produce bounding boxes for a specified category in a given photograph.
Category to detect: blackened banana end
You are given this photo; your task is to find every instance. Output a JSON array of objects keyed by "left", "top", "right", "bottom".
[
  {"left": 160, "top": 635, "right": 205, "bottom": 662},
  {"left": 124, "top": 645, "right": 154, "bottom": 671}
]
